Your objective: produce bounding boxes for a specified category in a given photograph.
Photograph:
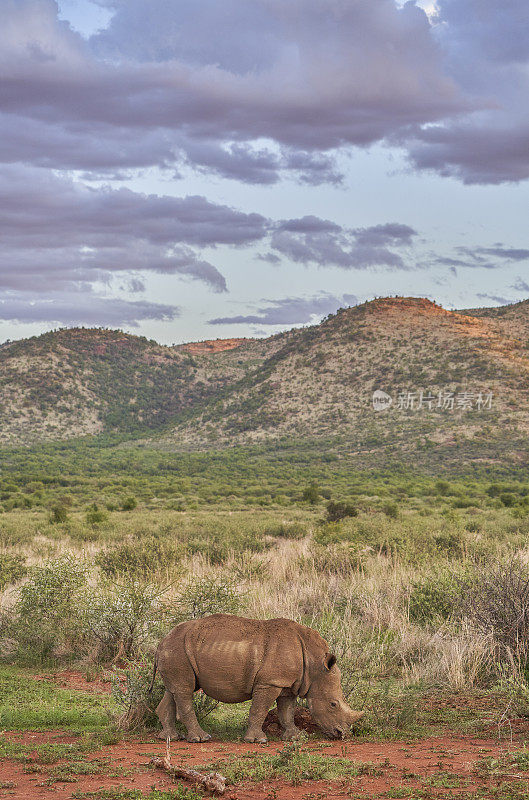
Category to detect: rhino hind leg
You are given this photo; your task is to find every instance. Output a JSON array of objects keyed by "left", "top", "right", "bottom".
[
  {"left": 244, "top": 685, "right": 282, "bottom": 743},
  {"left": 156, "top": 690, "right": 183, "bottom": 740},
  {"left": 168, "top": 684, "right": 212, "bottom": 743},
  {"left": 277, "top": 694, "right": 302, "bottom": 741}
]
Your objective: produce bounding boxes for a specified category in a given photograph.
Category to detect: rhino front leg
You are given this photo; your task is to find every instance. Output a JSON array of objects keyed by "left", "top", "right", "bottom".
[
  {"left": 277, "top": 694, "right": 302, "bottom": 741},
  {"left": 244, "top": 685, "right": 282, "bottom": 743},
  {"left": 156, "top": 690, "right": 183, "bottom": 740}
]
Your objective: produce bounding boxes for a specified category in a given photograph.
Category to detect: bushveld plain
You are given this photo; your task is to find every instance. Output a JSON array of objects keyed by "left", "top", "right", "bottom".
[{"left": 2, "top": 298, "right": 529, "bottom": 799}]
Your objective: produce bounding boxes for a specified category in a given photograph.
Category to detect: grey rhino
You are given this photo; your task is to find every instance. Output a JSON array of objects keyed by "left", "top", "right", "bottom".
[{"left": 151, "top": 614, "right": 364, "bottom": 743}]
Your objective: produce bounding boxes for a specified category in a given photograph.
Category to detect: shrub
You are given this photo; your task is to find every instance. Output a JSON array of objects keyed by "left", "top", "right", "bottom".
[
  {"left": 265, "top": 522, "right": 306, "bottom": 540},
  {"left": 0, "top": 553, "right": 26, "bottom": 589},
  {"left": 171, "top": 576, "right": 242, "bottom": 623},
  {"left": 122, "top": 496, "right": 138, "bottom": 511},
  {"left": 382, "top": 502, "right": 399, "bottom": 519},
  {"left": 302, "top": 484, "right": 320, "bottom": 504},
  {"left": 17, "top": 555, "right": 86, "bottom": 617},
  {"left": 408, "top": 572, "right": 461, "bottom": 623},
  {"left": 82, "top": 577, "right": 171, "bottom": 661},
  {"left": 49, "top": 504, "right": 68, "bottom": 524},
  {"left": 465, "top": 559, "right": 529, "bottom": 665},
  {"left": 86, "top": 503, "right": 107, "bottom": 525},
  {"left": 12, "top": 555, "right": 87, "bottom": 662},
  {"left": 96, "top": 538, "right": 182, "bottom": 578},
  {"left": 326, "top": 500, "right": 358, "bottom": 523}
]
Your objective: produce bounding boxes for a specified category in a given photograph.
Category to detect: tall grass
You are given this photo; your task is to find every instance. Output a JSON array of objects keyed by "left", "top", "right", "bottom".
[{"left": 2, "top": 502, "right": 529, "bottom": 697}]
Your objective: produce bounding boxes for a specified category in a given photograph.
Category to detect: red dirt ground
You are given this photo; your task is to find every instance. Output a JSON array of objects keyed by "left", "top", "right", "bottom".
[
  {"left": 35, "top": 669, "right": 112, "bottom": 694},
  {"left": 1, "top": 730, "right": 529, "bottom": 800},
  {"left": 3, "top": 676, "right": 528, "bottom": 799}
]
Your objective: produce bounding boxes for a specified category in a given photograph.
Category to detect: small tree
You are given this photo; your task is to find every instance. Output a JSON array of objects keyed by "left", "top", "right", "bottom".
[
  {"left": 49, "top": 503, "right": 68, "bottom": 524},
  {"left": 302, "top": 484, "right": 320, "bottom": 504},
  {"left": 326, "top": 500, "right": 358, "bottom": 523},
  {"left": 465, "top": 559, "right": 529, "bottom": 667},
  {"left": 122, "top": 495, "right": 138, "bottom": 511}
]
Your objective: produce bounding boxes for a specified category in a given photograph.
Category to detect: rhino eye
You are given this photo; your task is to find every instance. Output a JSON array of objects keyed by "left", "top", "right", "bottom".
[{"left": 330, "top": 701, "right": 338, "bottom": 708}]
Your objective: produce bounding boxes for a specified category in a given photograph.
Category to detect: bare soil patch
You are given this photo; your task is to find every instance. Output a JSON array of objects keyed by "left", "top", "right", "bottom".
[
  {"left": 1, "top": 730, "right": 529, "bottom": 800},
  {"left": 35, "top": 670, "right": 111, "bottom": 695}
]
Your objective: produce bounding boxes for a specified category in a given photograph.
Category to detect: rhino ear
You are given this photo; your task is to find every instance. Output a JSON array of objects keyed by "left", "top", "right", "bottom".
[{"left": 324, "top": 653, "right": 337, "bottom": 671}]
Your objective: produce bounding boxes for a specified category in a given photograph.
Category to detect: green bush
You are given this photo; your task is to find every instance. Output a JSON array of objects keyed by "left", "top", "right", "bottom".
[
  {"left": 86, "top": 503, "right": 107, "bottom": 525},
  {"left": 264, "top": 522, "right": 306, "bottom": 539},
  {"left": 49, "top": 504, "right": 68, "bottom": 524},
  {"left": 382, "top": 502, "right": 399, "bottom": 519},
  {"left": 302, "top": 484, "right": 320, "bottom": 504},
  {"left": 11, "top": 555, "right": 87, "bottom": 662},
  {"left": 325, "top": 500, "right": 358, "bottom": 522},
  {"left": 171, "top": 576, "right": 242, "bottom": 623},
  {"left": 408, "top": 572, "right": 461, "bottom": 623},
  {"left": 96, "top": 538, "right": 182, "bottom": 578},
  {"left": 122, "top": 495, "right": 138, "bottom": 511},
  {"left": 0, "top": 553, "right": 26, "bottom": 589},
  {"left": 82, "top": 577, "right": 171, "bottom": 661}
]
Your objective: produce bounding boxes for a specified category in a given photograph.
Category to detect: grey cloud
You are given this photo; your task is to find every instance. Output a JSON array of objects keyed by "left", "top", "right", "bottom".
[
  {"left": 477, "top": 246, "right": 529, "bottom": 261},
  {"left": 270, "top": 220, "right": 416, "bottom": 269},
  {"left": 0, "top": 0, "right": 468, "bottom": 185},
  {"left": 208, "top": 292, "right": 359, "bottom": 326},
  {"left": 0, "top": 164, "right": 274, "bottom": 296},
  {"left": 0, "top": 291, "right": 179, "bottom": 326},
  {"left": 401, "top": 0, "right": 529, "bottom": 184},
  {"left": 512, "top": 278, "right": 529, "bottom": 292},
  {"left": 0, "top": 164, "right": 265, "bottom": 316},
  {"left": 2, "top": 0, "right": 528, "bottom": 188},
  {"left": 0, "top": 168, "right": 267, "bottom": 250},
  {"left": 476, "top": 293, "right": 513, "bottom": 305},
  {"left": 353, "top": 223, "right": 418, "bottom": 247},
  {"left": 256, "top": 252, "right": 282, "bottom": 264},
  {"left": 435, "top": 244, "right": 529, "bottom": 270}
]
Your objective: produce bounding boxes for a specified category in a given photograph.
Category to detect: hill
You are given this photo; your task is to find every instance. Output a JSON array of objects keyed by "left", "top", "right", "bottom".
[
  {"left": 0, "top": 328, "right": 273, "bottom": 444},
  {"left": 2, "top": 297, "right": 529, "bottom": 471},
  {"left": 159, "top": 297, "right": 529, "bottom": 470}
]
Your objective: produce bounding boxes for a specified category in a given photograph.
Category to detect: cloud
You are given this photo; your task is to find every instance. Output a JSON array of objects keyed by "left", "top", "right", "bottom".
[
  {"left": 0, "top": 290, "right": 179, "bottom": 326},
  {"left": 208, "top": 292, "right": 359, "bottom": 325},
  {"left": 477, "top": 246, "right": 529, "bottom": 262},
  {"left": 435, "top": 244, "right": 529, "bottom": 270},
  {"left": 3, "top": 0, "right": 528, "bottom": 188},
  {"left": 512, "top": 278, "right": 529, "bottom": 292},
  {"left": 476, "top": 292, "right": 513, "bottom": 305},
  {"left": 270, "top": 219, "right": 417, "bottom": 269},
  {"left": 0, "top": 164, "right": 275, "bottom": 299},
  {"left": 401, "top": 0, "right": 529, "bottom": 184},
  {"left": 0, "top": 0, "right": 467, "bottom": 186}
]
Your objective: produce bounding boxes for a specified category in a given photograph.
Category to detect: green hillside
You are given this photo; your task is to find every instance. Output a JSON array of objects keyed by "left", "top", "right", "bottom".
[
  {"left": 2, "top": 297, "right": 529, "bottom": 473},
  {"left": 0, "top": 328, "right": 270, "bottom": 444}
]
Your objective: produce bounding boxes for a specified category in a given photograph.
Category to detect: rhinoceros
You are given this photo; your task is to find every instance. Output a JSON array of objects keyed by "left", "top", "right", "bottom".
[{"left": 151, "top": 614, "right": 364, "bottom": 743}]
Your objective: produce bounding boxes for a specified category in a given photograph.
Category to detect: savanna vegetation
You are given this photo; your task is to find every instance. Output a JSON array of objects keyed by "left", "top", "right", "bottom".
[{"left": 3, "top": 437, "right": 529, "bottom": 741}]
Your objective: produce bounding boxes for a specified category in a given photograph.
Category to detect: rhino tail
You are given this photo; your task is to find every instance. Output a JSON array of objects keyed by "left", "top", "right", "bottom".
[{"left": 148, "top": 654, "right": 158, "bottom": 693}]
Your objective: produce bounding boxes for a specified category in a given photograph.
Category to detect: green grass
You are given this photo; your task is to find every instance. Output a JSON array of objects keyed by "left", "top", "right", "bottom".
[
  {"left": 200, "top": 741, "right": 380, "bottom": 785},
  {"left": 0, "top": 666, "right": 116, "bottom": 732},
  {"left": 72, "top": 788, "right": 204, "bottom": 800}
]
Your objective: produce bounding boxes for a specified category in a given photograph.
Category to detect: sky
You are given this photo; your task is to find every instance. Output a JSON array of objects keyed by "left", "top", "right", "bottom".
[{"left": 1, "top": 0, "right": 529, "bottom": 345}]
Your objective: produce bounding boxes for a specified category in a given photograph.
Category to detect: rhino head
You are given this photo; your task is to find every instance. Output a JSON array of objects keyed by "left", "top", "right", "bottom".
[{"left": 306, "top": 653, "right": 364, "bottom": 739}]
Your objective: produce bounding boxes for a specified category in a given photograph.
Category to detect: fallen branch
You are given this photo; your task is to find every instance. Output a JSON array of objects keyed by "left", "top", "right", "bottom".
[{"left": 150, "top": 755, "right": 226, "bottom": 795}]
